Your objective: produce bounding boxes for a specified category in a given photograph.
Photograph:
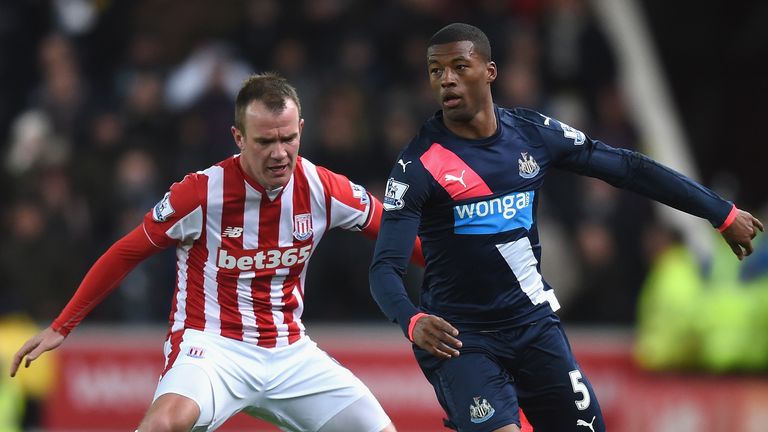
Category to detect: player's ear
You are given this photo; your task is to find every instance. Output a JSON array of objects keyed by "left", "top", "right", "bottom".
[
  {"left": 487, "top": 61, "right": 497, "bottom": 83},
  {"left": 231, "top": 126, "right": 244, "bottom": 150}
]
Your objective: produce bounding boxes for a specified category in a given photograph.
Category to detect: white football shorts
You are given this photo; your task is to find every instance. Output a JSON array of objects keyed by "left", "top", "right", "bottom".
[{"left": 152, "top": 328, "right": 390, "bottom": 432}]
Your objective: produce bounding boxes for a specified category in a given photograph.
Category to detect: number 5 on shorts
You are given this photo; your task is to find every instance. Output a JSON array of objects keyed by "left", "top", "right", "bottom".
[{"left": 569, "top": 370, "right": 590, "bottom": 410}]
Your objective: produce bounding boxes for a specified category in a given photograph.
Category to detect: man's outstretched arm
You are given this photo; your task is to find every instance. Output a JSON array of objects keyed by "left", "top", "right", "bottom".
[
  {"left": 556, "top": 139, "right": 763, "bottom": 259},
  {"left": 10, "top": 224, "right": 161, "bottom": 377}
]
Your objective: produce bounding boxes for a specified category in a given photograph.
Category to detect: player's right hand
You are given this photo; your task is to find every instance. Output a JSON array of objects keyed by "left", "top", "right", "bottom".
[
  {"left": 10, "top": 326, "right": 65, "bottom": 377},
  {"left": 411, "top": 314, "right": 462, "bottom": 359}
]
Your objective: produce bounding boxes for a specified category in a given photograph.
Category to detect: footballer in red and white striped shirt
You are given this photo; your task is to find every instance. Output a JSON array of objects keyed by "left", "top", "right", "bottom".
[
  {"left": 143, "top": 154, "right": 380, "bottom": 348},
  {"left": 12, "top": 73, "right": 423, "bottom": 432}
]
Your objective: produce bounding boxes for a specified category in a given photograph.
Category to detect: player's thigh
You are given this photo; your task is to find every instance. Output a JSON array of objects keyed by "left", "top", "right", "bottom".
[
  {"left": 259, "top": 340, "right": 390, "bottom": 432},
  {"left": 317, "top": 391, "right": 393, "bottom": 432},
  {"left": 148, "top": 363, "right": 214, "bottom": 432},
  {"left": 515, "top": 320, "right": 604, "bottom": 432},
  {"left": 154, "top": 330, "right": 255, "bottom": 431},
  {"left": 416, "top": 349, "right": 521, "bottom": 432}
]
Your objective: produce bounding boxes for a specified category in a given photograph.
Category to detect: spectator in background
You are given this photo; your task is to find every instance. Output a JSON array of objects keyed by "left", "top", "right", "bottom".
[
  {"left": 121, "top": 70, "right": 175, "bottom": 180},
  {"left": 305, "top": 83, "right": 375, "bottom": 183},
  {"left": 4, "top": 111, "right": 68, "bottom": 178},
  {"left": 1, "top": 199, "right": 84, "bottom": 321},
  {"left": 269, "top": 37, "right": 317, "bottom": 118},
  {"left": 71, "top": 109, "right": 125, "bottom": 242},
  {"left": 539, "top": 0, "right": 617, "bottom": 116},
  {"left": 35, "top": 33, "right": 90, "bottom": 146},
  {"left": 635, "top": 223, "right": 703, "bottom": 370},
  {"left": 300, "top": 83, "right": 386, "bottom": 321},
  {"left": 637, "top": 207, "right": 768, "bottom": 372},
  {"left": 109, "top": 149, "right": 174, "bottom": 322},
  {"left": 561, "top": 83, "right": 653, "bottom": 324},
  {"left": 0, "top": 363, "right": 22, "bottom": 432},
  {"left": 165, "top": 42, "right": 253, "bottom": 166},
  {"left": 173, "top": 109, "right": 214, "bottom": 180},
  {"left": 234, "top": 0, "right": 282, "bottom": 71}
]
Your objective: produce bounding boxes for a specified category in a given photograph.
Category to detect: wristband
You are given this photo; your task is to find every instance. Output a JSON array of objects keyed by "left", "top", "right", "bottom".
[
  {"left": 718, "top": 204, "right": 738, "bottom": 233},
  {"left": 408, "top": 312, "right": 428, "bottom": 342}
]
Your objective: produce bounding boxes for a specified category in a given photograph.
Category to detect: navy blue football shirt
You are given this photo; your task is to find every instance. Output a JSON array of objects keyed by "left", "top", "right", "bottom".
[{"left": 370, "top": 106, "right": 733, "bottom": 337}]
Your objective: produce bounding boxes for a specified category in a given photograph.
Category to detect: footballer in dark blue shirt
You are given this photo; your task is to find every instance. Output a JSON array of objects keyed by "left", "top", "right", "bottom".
[{"left": 369, "top": 23, "right": 763, "bottom": 432}]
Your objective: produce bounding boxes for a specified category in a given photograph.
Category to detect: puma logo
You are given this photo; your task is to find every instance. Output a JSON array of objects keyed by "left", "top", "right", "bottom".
[
  {"left": 397, "top": 159, "right": 412, "bottom": 172},
  {"left": 444, "top": 170, "right": 466, "bottom": 188},
  {"left": 576, "top": 416, "right": 596, "bottom": 432}
]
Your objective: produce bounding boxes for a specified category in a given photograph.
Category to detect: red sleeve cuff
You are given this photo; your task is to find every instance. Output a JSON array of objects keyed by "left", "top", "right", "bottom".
[
  {"left": 408, "top": 312, "right": 428, "bottom": 342},
  {"left": 718, "top": 204, "right": 738, "bottom": 233},
  {"left": 50, "top": 320, "right": 71, "bottom": 337}
]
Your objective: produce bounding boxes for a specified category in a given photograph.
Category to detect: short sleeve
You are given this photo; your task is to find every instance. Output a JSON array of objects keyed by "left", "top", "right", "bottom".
[
  {"left": 142, "top": 173, "right": 206, "bottom": 248},
  {"left": 315, "top": 166, "right": 373, "bottom": 231}
]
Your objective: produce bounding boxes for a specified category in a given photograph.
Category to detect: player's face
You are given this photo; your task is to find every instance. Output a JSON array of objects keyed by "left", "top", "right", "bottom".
[
  {"left": 427, "top": 41, "right": 496, "bottom": 123},
  {"left": 232, "top": 99, "right": 304, "bottom": 190}
]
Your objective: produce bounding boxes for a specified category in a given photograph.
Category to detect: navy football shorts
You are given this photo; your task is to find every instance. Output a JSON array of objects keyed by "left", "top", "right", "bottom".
[{"left": 413, "top": 314, "right": 605, "bottom": 431}]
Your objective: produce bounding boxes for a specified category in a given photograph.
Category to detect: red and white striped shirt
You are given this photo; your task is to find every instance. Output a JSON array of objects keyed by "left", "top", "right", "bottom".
[{"left": 52, "top": 155, "right": 385, "bottom": 347}]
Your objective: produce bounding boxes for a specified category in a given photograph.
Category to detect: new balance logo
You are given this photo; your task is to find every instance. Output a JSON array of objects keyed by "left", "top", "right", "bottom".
[
  {"left": 222, "top": 227, "right": 243, "bottom": 238},
  {"left": 444, "top": 170, "right": 466, "bottom": 188},
  {"left": 397, "top": 159, "right": 412, "bottom": 172},
  {"left": 577, "top": 416, "right": 596, "bottom": 432}
]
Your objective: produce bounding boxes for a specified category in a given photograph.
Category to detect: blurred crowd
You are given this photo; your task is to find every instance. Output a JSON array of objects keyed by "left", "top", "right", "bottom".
[{"left": 0, "top": 0, "right": 721, "bottom": 329}]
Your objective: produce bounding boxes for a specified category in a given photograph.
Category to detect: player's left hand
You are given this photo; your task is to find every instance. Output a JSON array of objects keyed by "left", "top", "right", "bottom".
[{"left": 721, "top": 209, "right": 764, "bottom": 260}]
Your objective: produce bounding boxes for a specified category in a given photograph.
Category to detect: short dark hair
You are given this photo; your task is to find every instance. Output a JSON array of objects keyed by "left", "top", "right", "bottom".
[
  {"left": 234, "top": 72, "right": 301, "bottom": 132},
  {"left": 428, "top": 23, "right": 492, "bottom": 60}
]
